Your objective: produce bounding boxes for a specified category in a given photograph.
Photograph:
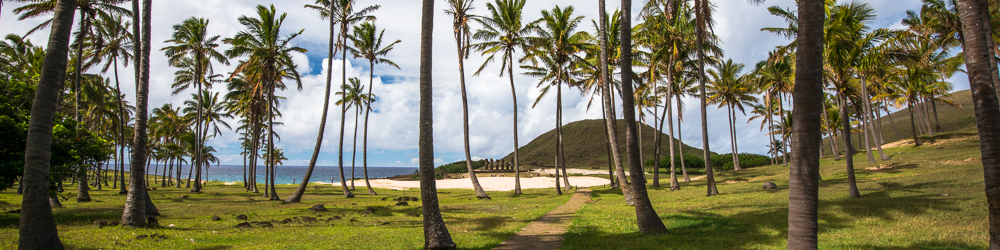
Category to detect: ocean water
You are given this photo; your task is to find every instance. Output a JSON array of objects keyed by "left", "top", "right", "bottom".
[{"left": 138, "top": 164, "right": 418, "bottom": 185}]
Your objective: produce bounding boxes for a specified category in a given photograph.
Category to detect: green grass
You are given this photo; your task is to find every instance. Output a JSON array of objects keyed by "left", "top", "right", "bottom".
[
  {"left": 564, "top": 128, "right": 989, "bottom": 249},
  {"left": 0, "top": 181, "right": 570, "bottom": 249}
]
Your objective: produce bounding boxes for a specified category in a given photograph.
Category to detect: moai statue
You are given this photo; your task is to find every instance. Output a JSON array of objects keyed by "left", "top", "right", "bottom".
[{"left": 488, "top": 159, "right": 494, "bottom": 171}]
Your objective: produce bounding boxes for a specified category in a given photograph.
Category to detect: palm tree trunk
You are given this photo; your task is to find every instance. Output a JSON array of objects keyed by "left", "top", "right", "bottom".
[
  {"left": 696, "top": 0, "right": 718, "bottom": 196},
  {"left": 621, "top": 0, "right": 667, "bottom": 233},
  {"left": 114, "top": 59, "right": 128, "bottom": 194},
  {"left": 121, "top": 0, "right": 152, "bottom": 227},
  {"left": 453, "top": 28, "right": 489, "bottom": 199},
  {"left": 287, "top": 9, "right": 337, "bottom": 202},
  {"left": 362, "top": 62, "right": 377, "bottom": 196},
  {"left": 418, "top": 1, "right": 457, "bottom": 247},
  {"left": 839, "top": 93, "right": 861, "bottom": 198},
  {"left": 677, "top": 95, "right": 689, "bottom": 182},
  {"left": 861, "top": 79, "right": 890, "bottom": 161},
  {"left": 508, "top": 55, "right": 522, "bottom": 194},
  {"left": 921, "top": 97, "right": 935, "bottom": 136},
  {"left": 557, "top": 77, "right": 570, "bottom": 190},
  {"left": 667, "top": 83, "right": 679, "bottom": 191},
  {"left": 162, "top": 156, "right": 169, "bottom": 187},
  {"left": 637, "top": 107, "right": 644, "bottom": 174},
  {"left": 930, "top": 93, "right": 943, "bottom": 132},
  {"left": 861, "top": 111, "right": 876, "bottom": 164},
  {"left": 351, "top": 107, "right": 359, "bottom": 191},
  {"left": 337, "top": 28, "right": 355, "bottom": 199},
  {"left": 955, "top": 1, "right": 1000, "bottom": 247},
  {"left": 908, "top": 100, "right": 923, "bottom": 146},
  {"left": 653, "top": 82, "right": 665, "bottom": 187},
  {"left": 191, "top": 58, "right": 204, "bottom": 193},
  {"left": 787, "top": 1, "right": 824, "bottom": 247},
  {"left": 600, "top": 93, "right": 616, "bottom": 189},
  {"left": 598, "top": 0, "right": 630, "bottom": 200},
  {"left": 555, "top": 154, "right": 562, "bottom": 195},
  {"left": 779, "top": 94, "right": 789, "bottom": 166},
  {"left": 268, "top": 82, "right": 279, "bottom": 201}
]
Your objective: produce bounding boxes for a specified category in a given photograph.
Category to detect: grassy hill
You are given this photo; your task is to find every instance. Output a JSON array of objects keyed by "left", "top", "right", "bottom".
[
  {"left": 823, "top": 89, "right": 976, "bottom": 156},
  {"left": 500, "top": 119, "right": 711, "bottom": 169}
]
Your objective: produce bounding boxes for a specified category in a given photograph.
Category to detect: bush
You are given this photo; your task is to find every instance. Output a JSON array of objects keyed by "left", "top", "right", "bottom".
[
  {"left": 434, "top": 160, "right": 486, "bottom": 175},
  {"left": 645, "top": 154, "right": 706, "bottom": 172},
  {"left": 710, "top": 153, "right": 772, "bottom": 172}
]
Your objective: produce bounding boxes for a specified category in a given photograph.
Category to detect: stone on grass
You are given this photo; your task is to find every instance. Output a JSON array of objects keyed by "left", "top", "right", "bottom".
[
  {"left": 308, "top": 204, "right": 328, "bottom": 212},
  {"left": 762, "top": 182, "right": 778, "bottom": 190},
  {"left": 236, "top": 214, "right": 248, "bottom": 220},
  {"left": 212, "top": 215, "right": 222, "bottom": 221},
  {"left": 394, "top": 201, "right": 408, "bottom": 206},
  {"left": 406, "top": 212, "right": 421, "bottom": 217},
  {"left": 235, "top": 222, "right": 252, "bottom": 229}
]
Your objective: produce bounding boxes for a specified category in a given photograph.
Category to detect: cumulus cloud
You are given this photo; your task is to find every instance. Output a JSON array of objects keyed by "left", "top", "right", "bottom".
[{"left": 1, "top": 0, "right": 959, "bottom": 167}]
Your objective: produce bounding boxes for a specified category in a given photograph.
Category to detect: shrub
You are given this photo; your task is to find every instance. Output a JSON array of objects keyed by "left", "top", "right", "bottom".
[
  {"left": 434, "top": 160, "right": 486, "bottom": 175},
  {"left": 710, "top": 153, "right": 772, "bottom": 172},
  {"left": 646, "top": 154, "right": 706, "bottom": 173}
]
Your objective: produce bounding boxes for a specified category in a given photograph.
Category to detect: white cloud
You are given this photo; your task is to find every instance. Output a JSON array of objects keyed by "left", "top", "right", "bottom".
[{"left": 1, "top": 0, "right": 952, "bottom": 166}]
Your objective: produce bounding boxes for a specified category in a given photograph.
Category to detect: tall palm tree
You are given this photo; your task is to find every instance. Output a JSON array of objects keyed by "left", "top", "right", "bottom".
[
  {"left": 19, "top": 0, "right": 75, "bottom": 248},
  {"left": 418, "top": 0, "right": 456, "bottom": 248},
  {"left": 446, "top": 0, "right": 490, "bottom": 199},
  {"left": 707, "top": 59, "right": 757, "bottom": 171},
  {"left": 287, "top": 0, "right": 338, "bottom": 203},
  {"left": 121, "top": 0, "right": 151, "bottom": 227},
  {"left": 347, "top": 21, "right": 399, "bottom": 196},
  {"left": 787, "top": 0, "right": 824, "bottom": 247},
  {"left": 330, "top": 0, "right": 378, "bottom": 199},
  {"left": 620, "top": 0, "right": 668, "bottom": 234},
  {"left": 955, "top": 0, "right": 1000, "bottom": 247},
  {"left": 89, "top": 14, "right": 133, "bottom": 194},
  {"left": 523, "top": 5, "right": 589, "bottom": 192},
  {"left": 336, "top": 77, "right": 364, "bottom": 191},
  {"left": 162, "top": 17, "right": 229, "bottom": 193},
  {"left": 472, "top": 0, "right": 531, "bottom": 194},
  {"left": 225, "top": 4, "right": 306, "bottom": 201}
]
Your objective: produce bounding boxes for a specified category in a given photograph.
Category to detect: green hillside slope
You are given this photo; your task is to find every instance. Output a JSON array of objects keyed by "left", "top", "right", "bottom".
[
  {"left": 500, "top": 119, "right": 711, "bottom": 169},
  {"left": 823, "top": 89, "right": 975, "bottom": 156}
]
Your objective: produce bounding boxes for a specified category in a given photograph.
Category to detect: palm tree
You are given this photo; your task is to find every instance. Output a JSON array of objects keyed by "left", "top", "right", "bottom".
[
  {"left": 89, "top": 14, "right": 133, "bottom": 194},
  {"left": 329, "top": 0, "right": 378, "bottom": 199},
  {"left": 786, "top": 0, "right": 824, "bottom": 247},
  {"left": 162, "top": 17, "right": 229, "bottom": 193},
  {"left": 121, "top": 0, "right": 151, "bottom": 227},
  {"left": 347, "top": 21, "right": 399, "bottom": 196},
  {"left": 446, "top": 0, "right": 490, "bottom": 200},
  {"left": 418, "top": 0, "right": 457, "bottom": 248},
  {"left": 225, "top": 4, "right": 306, "bottom": 201},
  {"left": 472, "top": 0, "right": 531, "bottom": 194},
  {"left": 335, "top": 77, "right": 364, "bottom": 191},
  {"left": 707, "top": 59, "right": 757, "bottom": 171},
  {"left": 19, "top": 0, "right": 75, "bottom": 248},
  {"left": 286, "top": 0, "right": 337, "bottom": 203},
  {"left": 619, "top": 0, "right": 667, "bottom": 234},
  {"left": 523, "top": 5, "right": 589, "bottom": 192},
  {"left": 955, "top": 0, "right": 1000, "bottom": 247}
]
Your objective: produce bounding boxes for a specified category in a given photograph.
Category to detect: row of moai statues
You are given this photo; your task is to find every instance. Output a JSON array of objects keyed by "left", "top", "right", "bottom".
[{"left": 483, "top": 158, "right": 514, "bottom": 171}]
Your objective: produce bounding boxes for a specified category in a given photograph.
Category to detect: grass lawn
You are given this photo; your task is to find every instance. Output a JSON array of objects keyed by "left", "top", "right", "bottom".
[
  {"left": 563, "top": 128, "right": 989, "bottom": 249},
  {"left": 0, "top": 179, "right": 570, "bottom": 249}
]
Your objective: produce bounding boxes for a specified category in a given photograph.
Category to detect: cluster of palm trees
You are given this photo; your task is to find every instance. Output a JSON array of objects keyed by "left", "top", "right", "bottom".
[{"left": 11, "top": 0, "right": 1000, "bottom": 249}]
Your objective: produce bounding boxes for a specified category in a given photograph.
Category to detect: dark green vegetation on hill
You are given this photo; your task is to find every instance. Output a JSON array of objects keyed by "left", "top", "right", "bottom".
[
  {"left": 565, "top": 128, "right": 989, "bottom": 249},
  {"left": 502, "top": 119, "right": 711, "bottom": 169}
]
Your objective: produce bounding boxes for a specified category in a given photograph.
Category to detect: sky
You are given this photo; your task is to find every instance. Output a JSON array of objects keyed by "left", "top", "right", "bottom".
[{"left": 1, "top": 0, "right": 969, "bottom": 167}]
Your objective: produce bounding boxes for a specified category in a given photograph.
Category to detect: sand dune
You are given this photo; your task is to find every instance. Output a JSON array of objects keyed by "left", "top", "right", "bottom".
[{"left": 324, "top": 176, "right": 610, "bottom": 191}]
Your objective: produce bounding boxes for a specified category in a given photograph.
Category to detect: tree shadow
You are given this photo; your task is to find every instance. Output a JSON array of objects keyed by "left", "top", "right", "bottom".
[{"left": 840, "top": 240, "right": 981, "bottom": 249}]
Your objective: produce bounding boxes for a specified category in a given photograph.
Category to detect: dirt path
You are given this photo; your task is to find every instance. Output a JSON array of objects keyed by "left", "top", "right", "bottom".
[{"left": 493, "top": 189, "right": 591, "bottom": 250}]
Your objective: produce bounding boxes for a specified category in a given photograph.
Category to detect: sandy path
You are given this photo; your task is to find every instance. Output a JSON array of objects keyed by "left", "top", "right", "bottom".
[
  {"left": 530, "top": 168, "right": 628, "bottom": 176},
  {"left": 323, "top": 176, "right": 610, "bottom": 191},
  {"left": 493, "top": 189, "right": 591, "bottom": 250}
]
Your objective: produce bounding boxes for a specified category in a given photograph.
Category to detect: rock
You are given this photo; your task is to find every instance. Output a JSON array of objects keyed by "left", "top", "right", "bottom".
[
  {"left": 146, "top": 217, "right": 158, "bottom": 227},
  {"left": 301, "top": 217, "right": 318, "bottom": 223},
  {"left": 212, "top": 215, "right": 222, "bottom": 221},
  {"left": 406, "top": 212, "right": 421, "bottom": 217},
  {"left": 349, "top": 218, "right": 358, "bottom": 223},
  {"left": 394, "top": 201, "right": 408, "bottom": 206},
  {"left": 380, "top": 197, "right": 388, "bottom": 201},
  {"left": 380, "top": 222, "right": 390, "bottom": 226},
  {"left": 257, "top": 221, "right": 273, "bottom": 228},
  {"left": 150, "top": 233, "right": 167, "bottom": 240},
  {"left": 364, "top": 207, "right": 378, "bottom": 214},
  {"left": 942, "top": 194, "right": 950, "bottom": 197},
  {"left": 235, "top": 222, "right": 252, "bottom": 229},
  {"left": 279, "top": 218, "right": 293, "bottom": 224},
  {"left": 412, "top": 197, "right": 418, "bottom": 201},
  {"left": 332, "top": 216, "right": 342, "bottom": 220},
  {"left": 168, "top": 224, "right": 176, "bottom": 228},
  {"left": 180, "top": 195, "right": 188, "bottom": 199},
  {"left": 93, "top": 220, "right": 108, "bottom": 229},
  {"left": 762, "top": 182, "right": 778, "bottom": 190},
  {"left": 236, "top": 214, "right": 248, "bottom": 220},
  {"left": 308, "top": 204, "right": 328, "bottom": 212},
  {"left": 351, "top": 203, "right": 357, "bottom": 205},
  {"left": 136, "top": 235, "right": 148, "bottom": 240}
]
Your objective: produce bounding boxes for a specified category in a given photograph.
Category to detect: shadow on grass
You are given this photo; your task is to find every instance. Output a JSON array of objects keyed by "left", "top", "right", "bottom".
[{"left": 842, "top": 240, "right": 980, "bottom": 249}]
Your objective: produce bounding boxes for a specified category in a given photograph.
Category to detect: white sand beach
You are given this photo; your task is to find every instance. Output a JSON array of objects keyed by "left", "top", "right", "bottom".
[
  {"left": 322, "top": 176, "right": 611, "bottom": 191},
  {"left": 529, "top": 168, "right": 629, "bottom": 176}
]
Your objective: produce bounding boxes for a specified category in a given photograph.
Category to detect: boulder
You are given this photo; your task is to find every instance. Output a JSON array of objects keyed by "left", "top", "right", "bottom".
[
  {"left": 235, "top": 222, "right": 252, "bottom": 229},
  {"left": 93, "top": 220, "right": 108, "bottom": 229},
  {"left": 394, "top": 201, "right": 408, "bottom": 206},
  {"left": 212, "top": 215, "right": 222, "bottom": 221},
  {"left": 236, "top": 214, "right": 248, "bottom": 220},
  {"left": 763, "top": 182, "right": 778, "bottom": 190},
  {"left": 301, "top": 217, "right": 318, "bottom": 223},
  {"left": 406, "top": 212, "right": 421, "bottom": 217}
]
